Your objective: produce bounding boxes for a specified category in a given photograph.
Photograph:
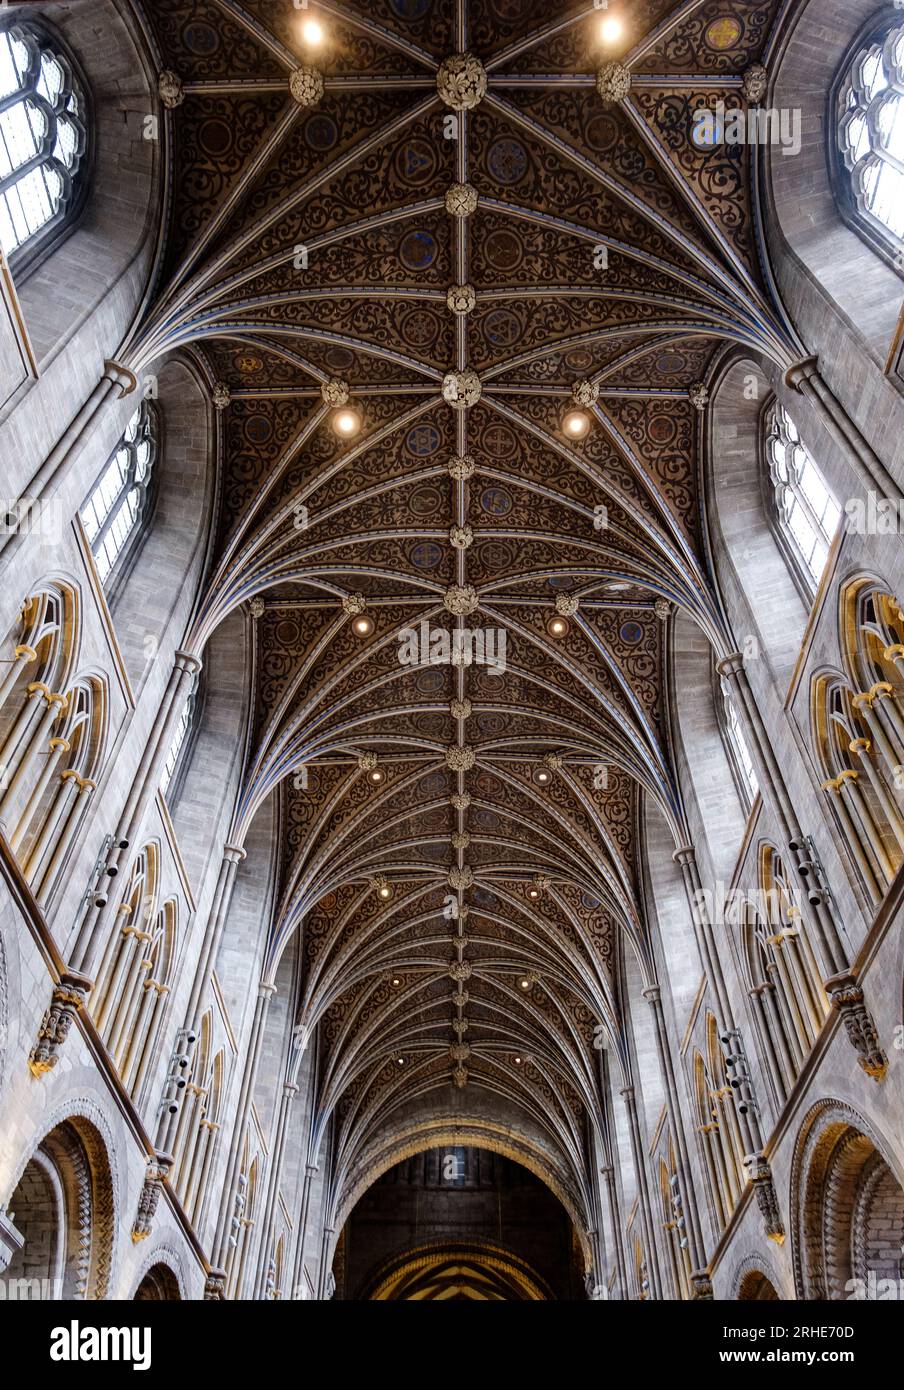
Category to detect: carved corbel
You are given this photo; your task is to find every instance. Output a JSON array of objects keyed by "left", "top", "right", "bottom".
[
  {"left": 825, "top": 971, "right": 888, "bottom": 1081},
  {"left": 28, "top": 972, "right": 92, "bottom": 1076}
]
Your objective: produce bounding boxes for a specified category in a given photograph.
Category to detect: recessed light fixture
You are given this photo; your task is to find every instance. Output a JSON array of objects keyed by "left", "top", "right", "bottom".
[
  {"left": 600, "top": 16, "right": 623, "bottom": 44},
  {"left": 334, "top": 408, "right": 361, "bottom": 437},
  {"left": 391, "top": 977, "right": 401, "bottom": 987},
  {"left": 514, "top": 1055, "right": 522, "bottom": 1065},
  {"left": 519, "top": 977, "right": 531, "bottom": 990},
  {"left": 528, "top": 887, "right": 540, "bottom": 899},
  {"left": 379, "top": 884, "right": 393, "bottom": 900},
  {"left": 369, "top": 768, "right": 385, "bottom": 784},
  {"left": 396, "top": 1055, "right": 405, "bottom": 1066},
  {"left": 536, "top": 768, "right": 551, "bottom": 785},
  {"left": 563, "top": 409, "right": 591, "bottom": 439},
  {"left": 302, "top": 18, "right": 325, "bottom": 46},
  {"left": 547, "top": 616, "right": 569, "bottom": 638},
  {"left": 353, "top": 614, "right": 374, "bottom": 637}
]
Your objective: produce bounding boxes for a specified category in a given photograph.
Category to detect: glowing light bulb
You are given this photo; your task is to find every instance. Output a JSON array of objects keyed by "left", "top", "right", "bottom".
[
  {"left": 334, "top": 408, "right": 361, "bottom": 437},
  {"left": 600, "top": 16, "right": 623, "bottom": 44},
  {"left": 353, "top": 615, "right": 374, "bottom": 637},
  {"left": 563, "top": 409, "right": 590, "bottom": 439},
  {"left": 302, "top": 18, "right": 325, "bottom": 46}
]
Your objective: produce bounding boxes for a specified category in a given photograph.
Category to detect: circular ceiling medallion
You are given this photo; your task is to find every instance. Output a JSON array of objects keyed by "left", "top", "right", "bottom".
[
  {"left": 655, "top": 352, "right": 687, "bottom": 375},
  {"left": 484, "top": 308, "right": 522, "bottom": 347},
  {"left": 418, "top": 767, "right": 447, "bottom": 791},
  {"left": 234, "top": 353, "right": 263, "bottom": 374},
  {"left": 183, "top": 20, "right": 219, "bottom": 53},
  {"left": 245, "top": 416, "right": 272, "bottom": 444},
  {"left": 198, "top": 118, "right": 232, "bottom": 158},
  {"left": 483, "top": 423, "right": 517, "bottom": 459},
  {"left": 399, "top": 229, "right": 438, "bottom": 271},
  {"left": 480, "top": 487, "right": 513, "bottom": 516},
  {"left": 620, "top": 620, "right": 644, "bottom": 645},
  {"left": 565, "top": 347, "right": 595, "bottom": 372},
  {"left": 304, "top": 114, "right": 338, "bottom": 151},
  {"left": 389, "top": 0, "right": 433, "bottom": 18},
  {"left": 395, "top": 138, "right": 438, "bottom": 186},
  {"left": 324, "top": 346, "right": 355, "bottom": 371},
  {"left": 585, "top": 112, "right": 619, "bottom": 153},
  {"left": 405, "top": 424, "right": 441, "bottom": 456},
  {"left": 409, "top": 485, "right": 445, "bottom": 517},
  {"left": 487, "top": 137, "right": 528, "bottom": 185},
  {"left": 399, "top": 307, "right": 440, "bottom": 348},
  {"left": 483, "top": 229, "right": 524, "bottom": 273},
  {"left": 648, "top": 414, "right": 678, "bottom": 445},
  {"left": 275, "top": 619, "right": 300, "bottom": 647},
  {"left": 705, "top": 16, "right": 742, "bottom": 50},
  {"left": 410, "top": 540, "right": 444, "bottom": 569}
]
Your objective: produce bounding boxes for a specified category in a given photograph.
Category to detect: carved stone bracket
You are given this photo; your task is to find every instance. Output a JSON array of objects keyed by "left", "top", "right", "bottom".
[
  {"left": 690, "top": 1270, "right": 714, "bottom": 1300},
  {"left": 825, "top": 971, "right": 888, "bottom": 1081},
  {"left": 28, "top": 972, "right": 92, "bottom": 1076},
  {"left": 132, "top": 1153, "right": 173, "bottom": 1243},
  {"left": 204, "top": 1269, "right": 228, "bottom": 1301},
  {"left": 743, "top": 1153, "right": 785, "bottom": 1243}
]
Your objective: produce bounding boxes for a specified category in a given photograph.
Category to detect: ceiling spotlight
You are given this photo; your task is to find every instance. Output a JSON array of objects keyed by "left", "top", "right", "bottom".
[
  {"left": 600, "top": 16, "right": 623, "bottom": 44},
  {"left": 396, "top": 1055, "right": 405, "bottom": 1066},
  {"left": 547, "top": 616, "right": 569, "bottom": 638},
  {"left": 536, "top": 768, "right": 551, "bottom": 785},
  {"left": 563, "top": 409, "right": 591, "bottom": 439},
  {"left": 391, "top": 977, "right": 401, "bottom": 987},
  {"left": 301, "top": 18, "right": 325, "bottom": 46},
  {"left": 369, "top": 768, "right": 385, "bottom": 784},
  {"left": 379, "top": 884, "right": 393, "bottom": 901},
  {"left": 528, "top": 887, "right": 540, "bottom": 899},
  {"left": 519, "top": 977, "right": 531, "bottom": 990},
  {"left": 334, "top": 408, "right": 361, "bottom": 437},
  {"left": 353, "top": 615, "right": 374, "bottom": 637},
  {"left": 514, "top": 1055, "right": 522, "bottom": 1065}
]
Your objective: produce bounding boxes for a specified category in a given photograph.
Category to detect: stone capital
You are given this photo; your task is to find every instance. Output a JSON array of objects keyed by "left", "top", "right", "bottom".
[
  {"left": 784, "top": 354, "right": 819, "bottom": 393},
  {"left": 103, "top": 359, "right": 138, "bottom": 397}
]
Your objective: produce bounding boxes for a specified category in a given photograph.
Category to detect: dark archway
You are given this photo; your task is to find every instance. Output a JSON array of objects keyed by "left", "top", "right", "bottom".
[
  {"left": 133, "top": 1263, "right": 181, "bottom": 1301},
  {"left": 337, "top": 1146, "right": 585, "bottom": 1301}
]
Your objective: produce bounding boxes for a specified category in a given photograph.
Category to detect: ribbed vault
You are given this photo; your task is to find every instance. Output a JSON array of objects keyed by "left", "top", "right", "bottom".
[{"left": 131, "top": 0, "right": 794, "bottom": 1225}]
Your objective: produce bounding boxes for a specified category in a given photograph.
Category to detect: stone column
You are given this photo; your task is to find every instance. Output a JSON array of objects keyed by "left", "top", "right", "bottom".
[
  {"left": 620, "top": 1084, "right": 663, "bottom": 1300},
  {"left": 599, "top": 1163, "right": 628, "bottom": 1300},
  {"left": 290, "top": 1163, "right": 319, "bottom": 1300},
  {"left": 251, "top": 1081, "right": 299, "bottom": 1299},
  {"left": 643, "top": 986, "right": 710, "bottom": 1295},
  {"left": 212, "top": 982, "right": 277, "bottom": 1271}
]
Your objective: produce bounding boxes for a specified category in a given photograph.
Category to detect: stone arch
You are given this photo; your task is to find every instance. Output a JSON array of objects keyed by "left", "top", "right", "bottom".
[
  {"left": 133, "top": 1262, "right": 182, "bottom": 1301},
  {"left": 737, "top": 1269, "right": 780, "bottom": 1300},
  {"left": 790, "top": 1098, "right": 904, "bottom": 1299},
  {"left": 4, "top": 1109, "right": 116, "bottom": 1299}
]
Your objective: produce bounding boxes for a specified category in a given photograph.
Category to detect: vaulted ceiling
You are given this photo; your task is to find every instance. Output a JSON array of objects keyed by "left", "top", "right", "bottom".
[{"left": 133, "top": 0, "right": 796, "bottom": 1216}]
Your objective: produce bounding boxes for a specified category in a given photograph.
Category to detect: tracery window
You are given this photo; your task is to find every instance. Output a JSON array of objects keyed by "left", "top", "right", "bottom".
[
  {"left": 160, "top": 691, "right": 195, "bottom": 797},
  {"left": 765, "top": 402, "right": 840, "bottom": 592},
  {"left": 0, "top": 22, "right": 87, "bottom": 261},
  {"left": 719, "top": 676, "right": 759, "bottom": 811},
  {"left": 81, "top": 402, "right": 158, "bottom": 585},
  {"left": 836, "top": 19, "right": 904, "bottom": 261}
]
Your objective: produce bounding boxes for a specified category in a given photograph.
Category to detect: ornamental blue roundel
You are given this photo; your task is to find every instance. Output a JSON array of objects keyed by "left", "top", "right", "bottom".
[
  {"left": 620, "top": 621, "right": 644, "bottom": 646},
  {"left": 183, "top": 21, "right": 219, "bottom": 54},
  {"left": 480, "top": 487, "right": 513, "bottom": 517},
  {"left": 390, "top": 0, "right": 432, "bottom": 18},
  {"left": 406, "top": 424, "right": 441, "bottom": 457},
  {"left": 245, "top": 416, "right": 273, "bottom": 444},
  {"left": 418, "top": 767, "right": 446, "bottom": 791},
  {"left": 399, "top": 229, "right": 437, "bottom": 271},
  {"left": 655, "top": 352, "right": 687, "bottom": 376},
  {"left": 487, "top": 137, "right": 528, "bottom": 185},
  {"left": 484, "top": 309, "right": 522, "bottom": 347},
  {"left": 410, "top": 541, "right": 444, "bottom": 570},
  {"left": 395, "top": 139, "right": 437, "bottom": 186}
]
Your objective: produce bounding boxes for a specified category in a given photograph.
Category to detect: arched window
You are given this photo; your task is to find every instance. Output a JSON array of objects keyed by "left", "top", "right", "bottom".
[
  {"left": 80, "top": 401, "right": 158, "bottom": 586},
  {"left": 765, "top": 402, "right": 840, "bottom": 593},
  {"left": 836, "top": 18, "right": 904, "bottom": 262},
  {"left": 160, "top": 688, "right": 196, "bottom": 798},
  {"left": 718, "top": 675, "right": 759, "bottom": 811},
  {"left": 0, "top": 21, "right": 88, "bottom": 263}
]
